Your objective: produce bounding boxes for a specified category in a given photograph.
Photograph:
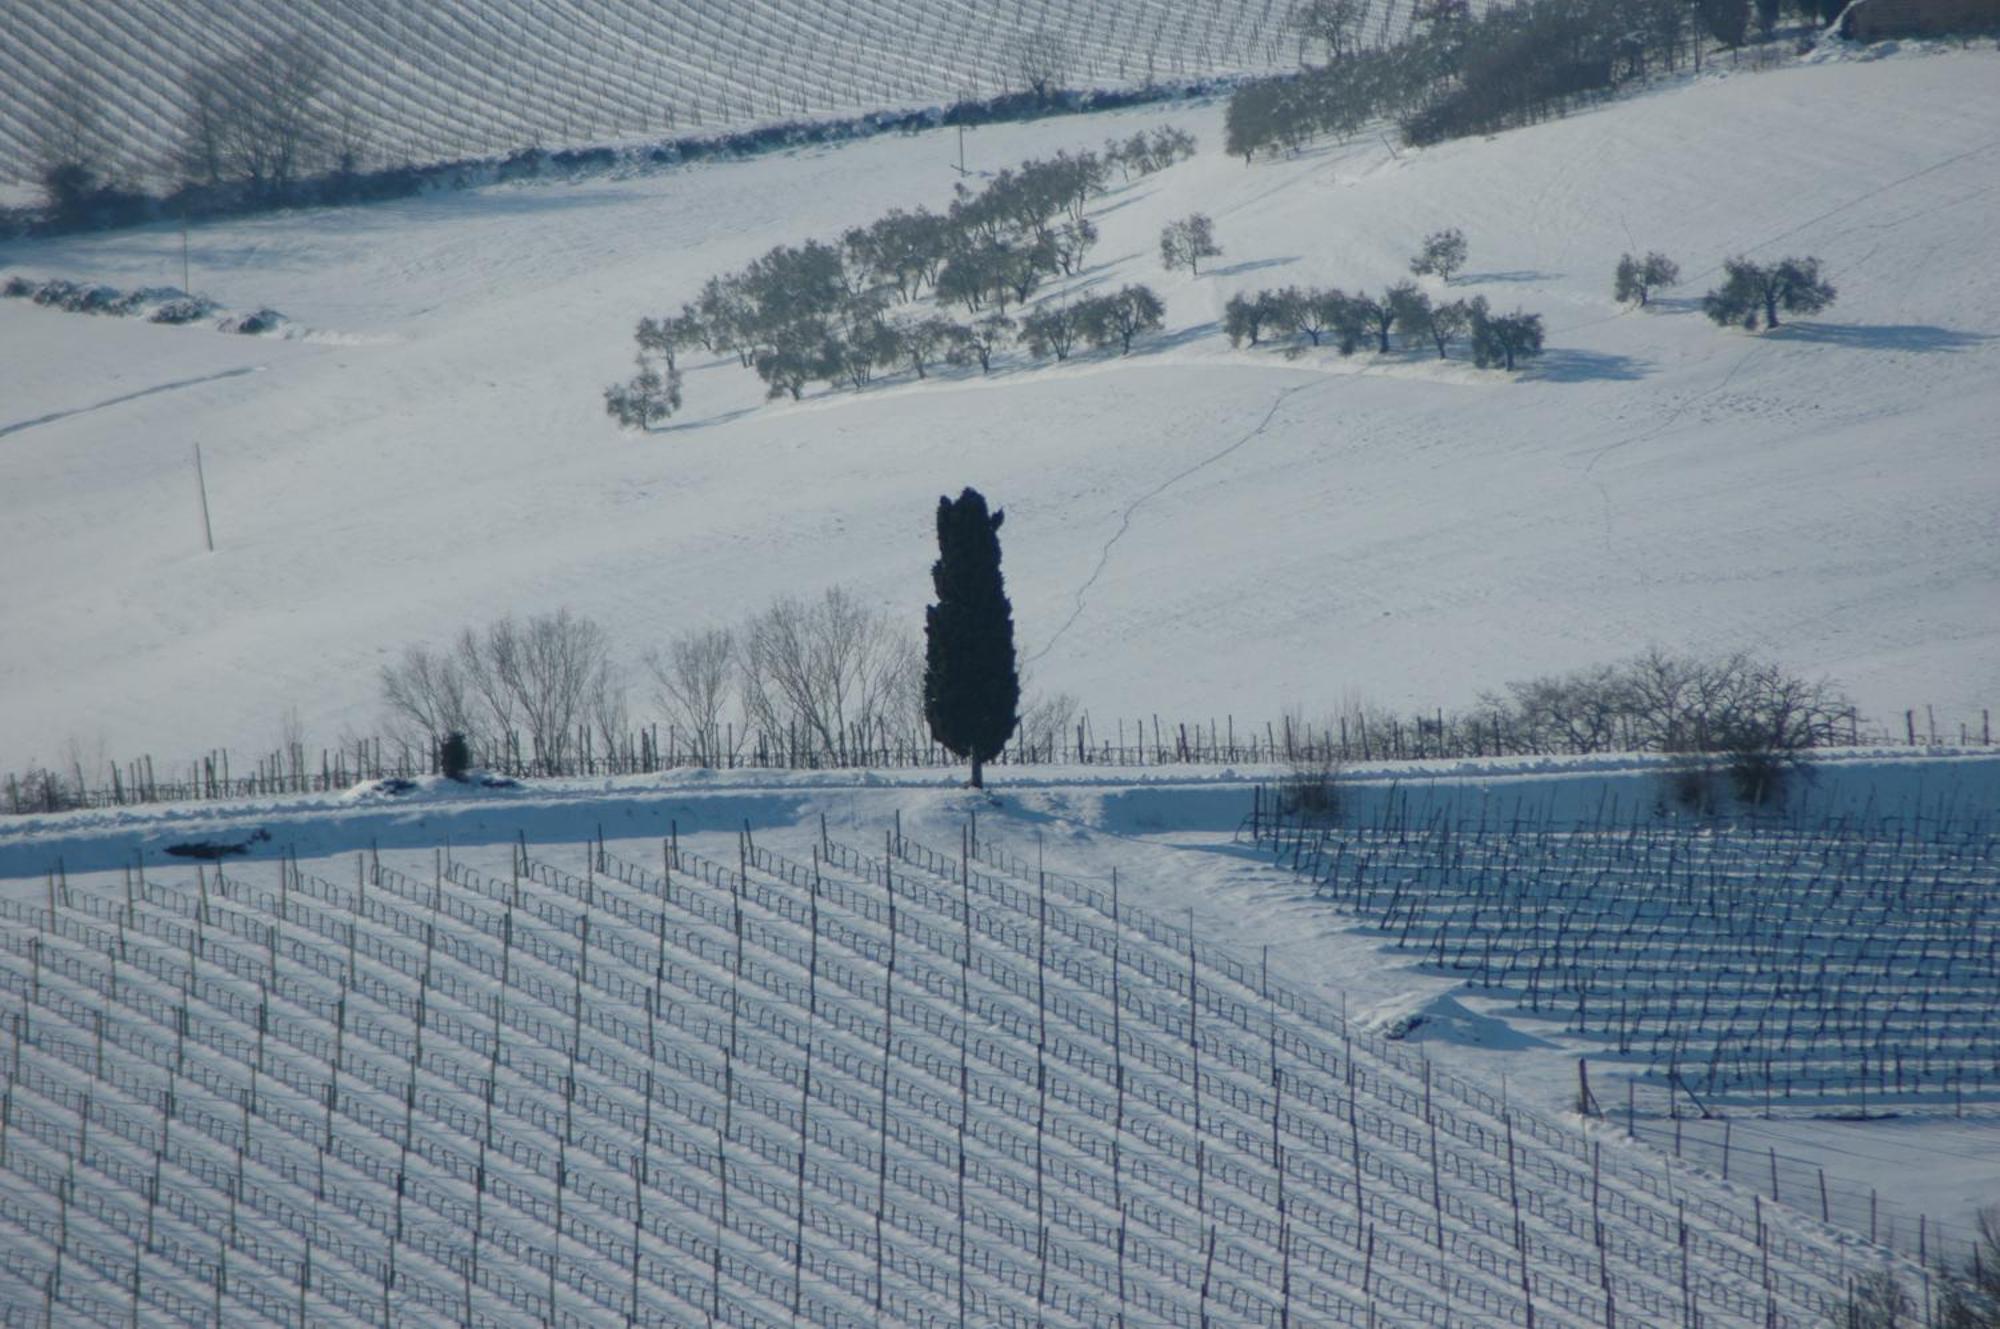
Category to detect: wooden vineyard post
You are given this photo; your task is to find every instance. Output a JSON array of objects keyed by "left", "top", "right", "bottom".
[
  {"left": 1593, "top": 1141, "right": 1614, "bottom": 1326},
  {"left": 1187, "top": 911, "right": 1205, "bottom": 1233},
  {"left": 1505, "top": 1111, "right": 1534, "bottom": 1328},
  {"left": 1348, "top": 1035, "right": 1364, "bottom": 1251},
  {"left": 1112, "top": 869, "right": 1128, "bottom": 1329},
  {"left": 1270, "top": 989, "right": 1291, "bottom": 1329},
  {"left": 794, "top": 849, "right": 821, "bottom": 1321},
  {"left": 1034, "top": 842, "right": 1050, "bottom": 1316},
  {"left": 713, "top": 841, "right": 745, "bottom": 1328},
  {"left": 1425, "top": 1059, "right": 1445, "bottom": 1252},
  {"left": 957, "top": 848, "right": 973, "bottom": 1329},
  {"left": 876, "top": 840, "right": 897, "bottom": 1320},
  {"left": 1199, "top": 1225, "right": 1216, "bottom": 1329}
]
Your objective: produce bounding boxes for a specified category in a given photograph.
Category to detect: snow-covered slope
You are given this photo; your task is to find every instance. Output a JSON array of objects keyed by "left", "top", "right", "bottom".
[
  {"left": 3, "top": 49, "right": 1998, "bottom": 774},
  {"left": 0, "top": 812, "right": 1915, "bottom": 1326}
]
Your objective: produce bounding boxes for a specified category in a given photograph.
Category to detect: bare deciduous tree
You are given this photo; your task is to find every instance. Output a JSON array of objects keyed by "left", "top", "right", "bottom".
[
  {"left": 178, "top": 35, "right": 329, "bottom": 199},
  {"left": 645, "top": 627, "right": 738, "bottom": 766},
  {"left": 381, "top": 609, "right": 622, "bottom": 773},
  {"left": 1287, "top": 0, "right": 1368, "bottom": 63},
  {"left": 381, "top": 642, "right": 479, "bottom": 752},
  {"left": 1012, "top": 27, "right": 1074, "bottom": 104},
  {"left": 741, "top": 588, "right": 919, "bottom": 761}
]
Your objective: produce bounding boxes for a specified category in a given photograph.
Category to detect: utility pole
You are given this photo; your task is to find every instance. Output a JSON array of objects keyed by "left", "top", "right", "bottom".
[{"left": 193, "top": 443, "right": 214, "bottom": 552}]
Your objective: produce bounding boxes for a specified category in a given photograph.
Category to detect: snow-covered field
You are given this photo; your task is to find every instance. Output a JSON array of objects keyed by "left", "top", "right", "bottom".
[{"left": 3, "top": 49, "right": 1997, "bottom": 777}]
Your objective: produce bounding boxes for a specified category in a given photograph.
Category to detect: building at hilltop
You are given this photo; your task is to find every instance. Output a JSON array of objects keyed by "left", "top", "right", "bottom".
[{"left": 1840, "top": 0, "right": 2000, "bottom": 38}]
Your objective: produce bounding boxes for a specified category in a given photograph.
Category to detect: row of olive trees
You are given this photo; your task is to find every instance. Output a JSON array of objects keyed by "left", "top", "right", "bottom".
[
  {"left": 606, "top": 130, "right": 1194, "bottom": 427},
  {"left": 1208, "top": 224, "right": 1541, "bottom": 369},
  {"left": 382, "top": 596, "right": 1077, "bottom": 771},
  {"left": 1615, "top": 248, "right": 1837, "bottom": 328},
  {"left": 1224, "top": 280, "right": 1543, "bottom": 368}
]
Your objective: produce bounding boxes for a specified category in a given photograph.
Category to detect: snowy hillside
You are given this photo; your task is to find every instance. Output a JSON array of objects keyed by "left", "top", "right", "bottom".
[
  {"left": 0, "top": 0, "right": 1309, "bottom": 186},
  {"left": 3, "top": 48, "right": 1998, "bottom": 780},
  {"left": 0, "top": 798, "right": 1936, "bottom": 1327}
]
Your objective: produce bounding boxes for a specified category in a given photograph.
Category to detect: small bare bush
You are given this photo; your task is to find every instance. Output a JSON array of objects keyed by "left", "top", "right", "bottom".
[
  {"left": 1278, "top": 707, "right": 1345, "bottom": 823},
  {"left": 1018, "top": 690, "right": 1080, "bottom": 762}
]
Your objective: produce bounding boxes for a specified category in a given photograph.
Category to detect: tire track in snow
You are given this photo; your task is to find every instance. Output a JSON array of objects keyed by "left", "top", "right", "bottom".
[
  {"left": 0, "top": 365, "right": 264, "bottom": 439},
  {"left": 1027, "top": 377, "right": 1327, "bottom": 667}
]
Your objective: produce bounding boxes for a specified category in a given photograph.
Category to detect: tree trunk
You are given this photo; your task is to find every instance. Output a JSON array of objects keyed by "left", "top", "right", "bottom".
[{"left": 970, "top": 753, "right": 984, "bottom": 789}]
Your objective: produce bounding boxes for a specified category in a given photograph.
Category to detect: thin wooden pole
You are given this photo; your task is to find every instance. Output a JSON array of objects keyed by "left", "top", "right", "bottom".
[{"left": 193, "top": 443, "right": 214, "bottom": 553}]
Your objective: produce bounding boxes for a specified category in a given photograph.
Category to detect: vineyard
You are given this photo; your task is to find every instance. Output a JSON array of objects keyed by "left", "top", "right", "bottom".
[
  {"left": 1253, "top": 797, "right": 2000, "bottom": 1114},
  {"left": 0, "top": 815, "right": 1903, "bottom": 1326},
  {"left": 0, "top": 0, "right": 1440, "bottom": 186}
]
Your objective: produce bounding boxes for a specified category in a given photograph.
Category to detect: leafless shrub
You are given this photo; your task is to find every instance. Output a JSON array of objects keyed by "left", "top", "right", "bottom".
[
  {"left": 1018, "top": 690, "right": 1080, "bottom": 762},
  {"left": 1484, "top": 649, "right": 1852, "bottom": 807},
  {"left": 1278, "top": 706, "right": 1346, "bottom": 822},
  {"left": 5, "top": 765, "right": 84, "bottom": 814},
  {"left": 1824, "top": 1204, "right": 1999, "bottom": 1327}
]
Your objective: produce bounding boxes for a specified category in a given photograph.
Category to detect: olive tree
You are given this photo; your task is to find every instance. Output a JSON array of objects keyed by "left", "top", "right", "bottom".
[
  {"left": 1613, "top": 251, "right": 1679, "bottom": 307},
  {"left": 1702, "top": 256, "right": 1835, "bottom": 330},
  {"left": 1470, "top": 305, "right": 1544, "bottom": 370},
  {"left": 1409, "top": 227, "right": 1469, "bottom": 283},
  {"left": 604, "top": 355, "right": 682, "bottom": 429},
  {"left": 1077, "top": 285, "right": 1166, "bottom": 354},
  {"left": 1160, "top": 214, "right": 1223, "bottom": 275}
]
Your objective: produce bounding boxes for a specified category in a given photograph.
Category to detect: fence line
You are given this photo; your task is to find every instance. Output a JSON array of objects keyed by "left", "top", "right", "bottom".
[{"left": 8, "top": 702, "right": 1992, "bottom": 815}]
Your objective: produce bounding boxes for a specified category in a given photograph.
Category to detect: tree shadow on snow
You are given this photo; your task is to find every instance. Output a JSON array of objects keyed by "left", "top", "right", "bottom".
[
  {"left": 1518, "top": 347, "right": 1648, "bottom": 383},
  {"left": 1764, "top": 322, "right": 1992, "bottom": 353},
  {"left": 1088, "top": 186, "right": 1163, "bottom": 220},
  {"left": 1457, "top": 269, "right": 1558, "bottom": 284},
  {"left": 1206, "top": 256, "right": 1300, "bottom": 278},
  {"left": 1139, "top": 319, "right": 1223, "bottom": 355},
  {"left": 661, "top": 404, "right": 760, "bottom": 432},
  {"left": 1642, "top": 295, "right": 1705, "bottom": 315}
]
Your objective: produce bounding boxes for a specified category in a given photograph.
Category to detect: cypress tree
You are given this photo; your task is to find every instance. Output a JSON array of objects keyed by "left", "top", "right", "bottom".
[{"left": 924, "top": 488, "right": 1020, "bottom": 789}]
